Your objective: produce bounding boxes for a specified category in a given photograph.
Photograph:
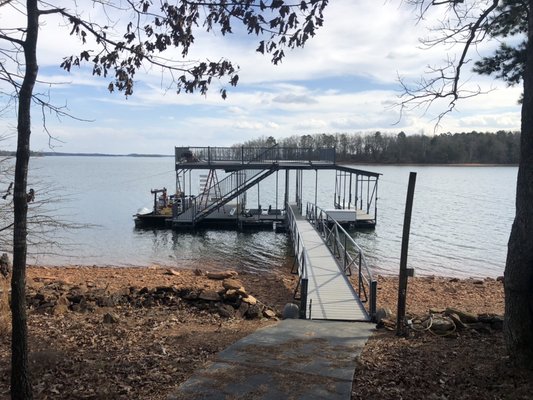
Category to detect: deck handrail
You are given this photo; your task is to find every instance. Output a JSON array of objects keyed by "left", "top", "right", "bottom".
[
  {"left": 175, "top": 146, "right": 336, "bottom": 164},
  {"left": 305, "top": 202, "right": 377, "bottom": 320},
  {"left": 286, "top": 202, "right": 311, "bottom": 319}
]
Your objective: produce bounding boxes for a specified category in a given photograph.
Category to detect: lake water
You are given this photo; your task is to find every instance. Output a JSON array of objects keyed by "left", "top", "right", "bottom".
[{"left": 26, "top": 157, "right": 517, "bottom": 278}]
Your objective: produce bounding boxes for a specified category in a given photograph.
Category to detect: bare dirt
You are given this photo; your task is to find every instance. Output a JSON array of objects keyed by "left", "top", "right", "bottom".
[{"left": 1, "top": 268, "right": 532, "bottom": 399}]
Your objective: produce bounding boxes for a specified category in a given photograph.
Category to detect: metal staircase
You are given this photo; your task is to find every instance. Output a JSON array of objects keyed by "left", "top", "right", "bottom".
[{"left": 173, "top": 166, "right": 278, "bottom": 226}]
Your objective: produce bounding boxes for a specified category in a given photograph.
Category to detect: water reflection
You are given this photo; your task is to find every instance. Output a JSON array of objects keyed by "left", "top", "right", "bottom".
[
  {"left": 132, "top": 226, "right": 290, "bottom": 274},
  {"left": 27, "top": 157, "right": 517, "bottom": 278}
]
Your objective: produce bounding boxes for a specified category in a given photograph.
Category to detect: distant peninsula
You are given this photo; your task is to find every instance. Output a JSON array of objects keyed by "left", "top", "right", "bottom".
[{"left": 0, "top": 151, "right": 173, "bottom": 158}]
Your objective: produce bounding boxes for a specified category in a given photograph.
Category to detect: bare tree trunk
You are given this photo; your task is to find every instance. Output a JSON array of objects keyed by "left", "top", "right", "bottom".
[
  {"left": 11, "top": 0, "right": 38, "bottom": 398},
  {"left": 504, "top": 0, "right": 533, "bottom": 370}
]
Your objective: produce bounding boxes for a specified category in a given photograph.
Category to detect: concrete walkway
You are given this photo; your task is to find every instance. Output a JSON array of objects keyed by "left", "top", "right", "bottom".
[{"left": 168, "top": 319, "right": 373, "bottom": 400}]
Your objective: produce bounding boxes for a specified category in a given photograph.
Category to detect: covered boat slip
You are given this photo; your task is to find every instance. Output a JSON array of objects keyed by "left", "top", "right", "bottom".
[{"left": 172, "top": 146, "right": 380, "bottom": 229}]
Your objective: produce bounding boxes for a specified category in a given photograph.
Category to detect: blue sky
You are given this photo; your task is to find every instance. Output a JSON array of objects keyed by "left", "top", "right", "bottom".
[{"left": 0, "top": 1, "right": 523, "bottom": 154}]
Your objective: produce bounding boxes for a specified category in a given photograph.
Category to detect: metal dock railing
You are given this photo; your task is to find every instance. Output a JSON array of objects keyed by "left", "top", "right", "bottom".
[{"left": 287, "top": 203, "right": 376, "bottom": 321}]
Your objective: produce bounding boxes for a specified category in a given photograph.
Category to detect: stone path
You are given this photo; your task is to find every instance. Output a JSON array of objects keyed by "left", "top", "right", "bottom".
[{"left": 168, "top": 319, "right": 373, "bottom": 400}]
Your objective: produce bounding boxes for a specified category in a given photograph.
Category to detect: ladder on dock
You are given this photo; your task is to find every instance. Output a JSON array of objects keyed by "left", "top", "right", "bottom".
[{"left": 288, "top": 203, "right": 377, "bottom": 321}]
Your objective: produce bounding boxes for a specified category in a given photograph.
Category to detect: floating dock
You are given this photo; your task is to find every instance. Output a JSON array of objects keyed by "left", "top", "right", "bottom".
[{"left": 136, "top": 145, "right": 380, "bottom": 230}]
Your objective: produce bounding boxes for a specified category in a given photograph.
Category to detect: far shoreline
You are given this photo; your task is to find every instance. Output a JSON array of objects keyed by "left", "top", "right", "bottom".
[
  {"left": 0, "top": 151, "right": 519, "bottom": 166},
  {"left": 343, "top": 162, "right": 518, "bottom": 167}
]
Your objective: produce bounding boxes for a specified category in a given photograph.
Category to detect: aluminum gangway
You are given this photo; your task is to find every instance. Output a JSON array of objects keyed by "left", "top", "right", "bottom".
[{"left": 287, "top": 203, "right": 377, "bottom": 321}]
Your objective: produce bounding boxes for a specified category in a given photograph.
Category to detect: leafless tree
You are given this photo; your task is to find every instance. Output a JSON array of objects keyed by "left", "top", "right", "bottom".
[
  {"left": 0, "top": 1, "right": 329, "bottom": 397},
  {"left": 401, "top": 0, "right": 533, "bottom": 369}
]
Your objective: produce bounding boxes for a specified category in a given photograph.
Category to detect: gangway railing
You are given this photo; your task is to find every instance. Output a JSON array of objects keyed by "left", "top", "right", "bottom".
[
  {"left": 306, "top": 202, "right": 377, "bottom": 319},
  {"left": 286, "top": 202, "right": 310, "bottom": 319}
]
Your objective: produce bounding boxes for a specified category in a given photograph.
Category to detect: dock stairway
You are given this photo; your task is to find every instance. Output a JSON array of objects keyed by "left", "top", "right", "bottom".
[{"left": 173, "top": 166, "right": 278, "bottom": 226}]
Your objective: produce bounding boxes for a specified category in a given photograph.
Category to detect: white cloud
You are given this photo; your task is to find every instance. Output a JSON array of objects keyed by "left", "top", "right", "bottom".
[
  {"left": 0, "top": 1, "right": 524, "bottom": 154},
  {"left": 273, "top": 93, "right": 318, "bottom": 104}
]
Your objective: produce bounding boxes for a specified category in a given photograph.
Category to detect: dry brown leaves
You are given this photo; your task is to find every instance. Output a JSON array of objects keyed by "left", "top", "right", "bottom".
[
  {"left": 0, "top": 277, "right": 9, "bottom": 337},
  {"left": 352, "top": 275, "right": 533, "bottom": 400},
  {"left": 0, "top": 265, "right": 296, "bottom": 399},
  {"left": 1, "top": 268, "right": 530, "bottom": 400}
]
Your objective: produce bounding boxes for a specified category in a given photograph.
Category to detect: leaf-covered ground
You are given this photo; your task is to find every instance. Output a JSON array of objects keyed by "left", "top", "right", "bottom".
[
  {"left": 352, "top": 275, "right": 533, "bottom": 400},
  {"left": 1, "top": 268, "right": 531, "bottom": 399}
]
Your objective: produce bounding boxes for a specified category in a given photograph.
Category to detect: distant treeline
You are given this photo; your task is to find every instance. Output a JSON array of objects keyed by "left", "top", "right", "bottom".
[{"left": 238, "top": 131, "right": 521, "bottom": 164}]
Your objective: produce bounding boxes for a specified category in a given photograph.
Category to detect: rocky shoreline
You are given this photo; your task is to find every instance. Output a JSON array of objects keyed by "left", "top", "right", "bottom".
[
  {"left": 1, "top": 265, "right": 530, "bottom": 400},
  {"left": 27, "top": 268, "right": 279, "bottom": 322}
]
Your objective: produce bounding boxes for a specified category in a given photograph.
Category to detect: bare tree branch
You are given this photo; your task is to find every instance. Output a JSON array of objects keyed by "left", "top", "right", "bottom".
[{"left": 398, "top": 0, "right": 501, "bottom": 126}]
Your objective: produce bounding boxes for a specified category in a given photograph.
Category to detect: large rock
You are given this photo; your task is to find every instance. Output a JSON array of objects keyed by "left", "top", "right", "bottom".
[
  {"left": 282, "top": 303, "right": 300, "bottom": 319},
  {"left": 217, "top": 304, "right": 235, "bottom": 318},
  {"left": 71, "top": 297, "right": 88, "bottom": 313},
  {"left": 222, "top": 279, "right": 244, "bottom": 291},
  {"left": 96, "top": 296, "right": 116, "bottom": 307},
  {"left": 448, "top": 313, "right": 468, "bottom": 330},
  {"left": 52, "top": 295, "right": 70, "bottom": 315},
  {"left": 375, "top": 307, "right": 392, "bottom": 324},
  {"left": 245, "top": 304, "right": 262, "bottom": 319},
  {"left": 164, "top": 269, "right": 181, "bottom": 276},
  {"left": 430, "top": 317, "right": 455, "bottom": 333},
  {"left": 198, "top": 290, "right": 220, "bottom": 301},
  {"left": 36, "top": 302, "right": 55, "bottom": 314},
  {"left": 103, "top": 312, "right": 120, "bottom": 324},
  {"left": 263, "top": 309, "right": 277, "bottom": 319},
  {"left": 180, "top": 289, "right": 199, "bottom": 300},
  {"left": 445, "top": 307, "right": 478, "bottom": 323},
  {"left": 241, "top": 295, "right": 257, "bottom": 305},
  {"left": 67, "top": 293, "right": 86, "bottom": 304},
  {"left": 237, "top": 302, "right": 249, "bottom": 318},
  {"left": 207, "top": 271, "right": 238, "bottom": 280},
  {"left": 224, "top": 289, "right": 239, "bottom": 300}
]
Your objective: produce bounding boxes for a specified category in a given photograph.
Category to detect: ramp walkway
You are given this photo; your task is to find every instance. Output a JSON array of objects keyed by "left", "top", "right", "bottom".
[
  {"left": 288, "top": 204, "right": 373, "bottom": 321},
  {"left": 168, "top": 319, "right": 373, "bottom": 400}
]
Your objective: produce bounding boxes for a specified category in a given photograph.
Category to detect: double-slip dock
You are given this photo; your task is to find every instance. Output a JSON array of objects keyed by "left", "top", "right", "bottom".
[
  {"left": 135, "top": 145, "right": 380, "bottom": 230},
  {"left": 135, "top": 145, "right": 379, "bottom": 321}
]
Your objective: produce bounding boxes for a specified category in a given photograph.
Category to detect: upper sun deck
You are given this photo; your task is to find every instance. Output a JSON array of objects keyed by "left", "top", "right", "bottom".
[{"left": 175, "top": 146, "right": 380, "bottom": 177}]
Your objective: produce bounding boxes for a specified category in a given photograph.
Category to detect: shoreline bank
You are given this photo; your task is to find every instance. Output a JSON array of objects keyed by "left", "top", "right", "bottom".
[{"left": 1, "top": 265, "right": 510, "bottom": 399}]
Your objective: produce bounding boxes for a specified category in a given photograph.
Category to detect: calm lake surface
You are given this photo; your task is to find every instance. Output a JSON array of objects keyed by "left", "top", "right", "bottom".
[{"left": 27, "top": 157, "right": 517, "bottom": 278}]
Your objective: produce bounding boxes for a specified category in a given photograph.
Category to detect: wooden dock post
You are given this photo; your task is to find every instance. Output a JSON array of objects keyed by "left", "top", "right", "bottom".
[{"left": 396, "top": 172, "right": 417, "bottom": 336}]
